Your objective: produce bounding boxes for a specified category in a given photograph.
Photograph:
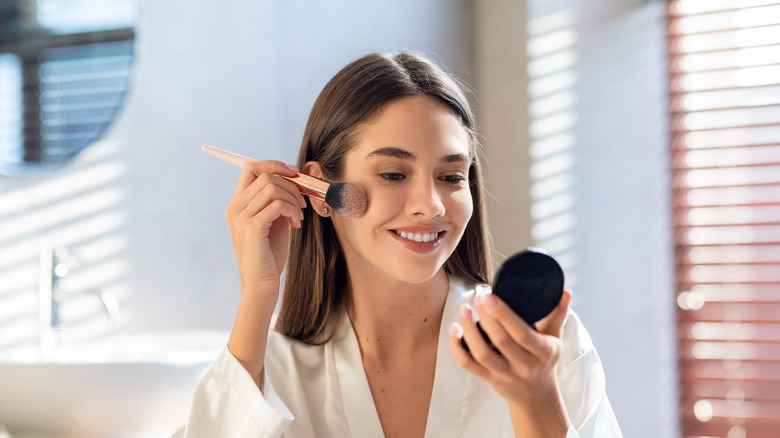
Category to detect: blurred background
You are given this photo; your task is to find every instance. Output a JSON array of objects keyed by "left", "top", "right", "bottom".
[{"left": 1, "top": 0, "right": 779, "bottom": 437}]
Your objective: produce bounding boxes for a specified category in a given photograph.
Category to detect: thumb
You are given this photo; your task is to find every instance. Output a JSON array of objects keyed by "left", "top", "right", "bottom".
[{"left": 536, "top": 289, "right": 572, "bottom": 338}]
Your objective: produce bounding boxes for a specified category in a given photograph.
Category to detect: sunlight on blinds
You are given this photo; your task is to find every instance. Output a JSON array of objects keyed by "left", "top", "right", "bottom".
[{"left": 669, "top": 1, "right": 780, "bottom": 437}]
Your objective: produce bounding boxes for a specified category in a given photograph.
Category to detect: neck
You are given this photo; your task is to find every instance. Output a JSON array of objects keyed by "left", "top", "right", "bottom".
[{"left": 345, "top": 269, "right": 449, "bottom": 363}]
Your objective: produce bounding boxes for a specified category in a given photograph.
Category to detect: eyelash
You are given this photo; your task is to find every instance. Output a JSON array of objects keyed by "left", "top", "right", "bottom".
[
  {"left": 379, "top": 172, "right": 405, "bottom": 182},
  {"left": 378, "top": 172, "right": 466, "bottom": 185},
  {"left": 442, "top": 174, "right": 467, "bottom": 185}
]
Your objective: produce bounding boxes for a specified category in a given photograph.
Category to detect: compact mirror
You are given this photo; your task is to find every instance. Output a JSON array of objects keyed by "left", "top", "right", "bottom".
[
  {"left": 463, "top": 248, "right": 564, "bottom": 353},
  {"left": 0, "top": 0, "right": 137, "bottom": 176},
  {"left": 492, "top": 248, "right": 564, "bottom": 326}
]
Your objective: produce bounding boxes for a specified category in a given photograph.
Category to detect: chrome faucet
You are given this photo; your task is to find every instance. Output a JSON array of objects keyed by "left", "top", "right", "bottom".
[{"left": 38, "top": 247, "right": 121, "bottom": 358}]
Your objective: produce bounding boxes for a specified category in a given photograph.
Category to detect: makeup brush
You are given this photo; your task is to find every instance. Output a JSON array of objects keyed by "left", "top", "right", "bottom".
[{"left": 201, "top": 144, "right": 366, "bottom": 218}]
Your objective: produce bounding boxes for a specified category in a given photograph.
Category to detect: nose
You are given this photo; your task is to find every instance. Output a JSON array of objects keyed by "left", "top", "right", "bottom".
[{"left": 404, "top": 178, "right": 445, "bottom": 218}]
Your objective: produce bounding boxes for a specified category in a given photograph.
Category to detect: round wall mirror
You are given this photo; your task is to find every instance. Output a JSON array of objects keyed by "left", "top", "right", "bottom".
[{"left": 0, "top": 0, "right": 136, "bottom": 177}]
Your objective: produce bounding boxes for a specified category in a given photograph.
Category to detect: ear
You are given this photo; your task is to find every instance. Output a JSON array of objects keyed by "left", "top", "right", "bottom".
[{"left": 303, "top": 161, "right": 331, "bottom": 217}]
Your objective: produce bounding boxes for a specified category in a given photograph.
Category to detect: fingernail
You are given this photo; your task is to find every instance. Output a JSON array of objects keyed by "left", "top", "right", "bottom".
[
  {"left": 459, "top": 303, "right": 472, "bottom": 318},
  {"left": 300, "top": 196, "right": 307, "bottom": 208},
  {"left": 286, "top": 164, "right": 300, "bottom": 172},
  {"left": 449, "top": 323, "right": 463, "bottom": 338},
  {"left": 477, "top": 294, "right": 498, "bottom": 309}
]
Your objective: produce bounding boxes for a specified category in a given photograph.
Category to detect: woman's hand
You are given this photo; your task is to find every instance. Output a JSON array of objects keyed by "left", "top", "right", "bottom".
[
  {"left": 224, "top": 160, "right": 306, "bottom": 386},
  {"left": 448, "top": 289, "right": 573, "bottom": 438},
  {"left": 225, "top": 160, "right": 306, "bottom": 297}
]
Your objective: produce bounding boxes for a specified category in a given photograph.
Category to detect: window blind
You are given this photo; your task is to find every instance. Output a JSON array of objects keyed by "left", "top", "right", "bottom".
[{"left": 668, "top": 1, "right": 780, "bottom": 437}]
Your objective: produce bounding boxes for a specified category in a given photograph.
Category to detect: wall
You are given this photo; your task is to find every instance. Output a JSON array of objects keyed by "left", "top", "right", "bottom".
[{"left": 509, "top": 0, "right": 679, "bottom": 436}]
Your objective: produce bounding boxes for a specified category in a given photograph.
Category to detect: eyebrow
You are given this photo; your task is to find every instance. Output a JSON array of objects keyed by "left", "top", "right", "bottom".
[{"left": 366, "top": 146, "right": 470, "bottom": 164}]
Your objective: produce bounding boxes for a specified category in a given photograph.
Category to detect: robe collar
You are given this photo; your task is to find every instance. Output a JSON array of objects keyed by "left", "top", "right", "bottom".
[{"left": 329, "top": 276, "right": 480, "bottom": 437}]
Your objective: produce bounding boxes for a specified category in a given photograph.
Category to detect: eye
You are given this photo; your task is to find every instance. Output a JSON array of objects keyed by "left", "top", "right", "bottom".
[
  {"left": 379, "top": 172, "right": 406, "bottom": 182},
  {"left": 441, "top": 174, "right": 467, "bottom": 185}
]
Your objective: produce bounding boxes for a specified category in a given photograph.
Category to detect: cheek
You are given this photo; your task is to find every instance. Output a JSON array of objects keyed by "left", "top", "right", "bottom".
[
  {"left": 448, "top": 190, "right": 474, "bottom": 225},
  {"left": 336, "top": 186, "right": 402, "bottom": 245},
  {"left": 362, "top": 184, "right": 407, "bottom": 216}
]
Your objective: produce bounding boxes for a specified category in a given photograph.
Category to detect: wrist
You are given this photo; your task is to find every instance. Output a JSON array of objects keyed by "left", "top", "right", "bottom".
[
  {"left": 241, "top": 277, "right": 282, "bottom": 298},
  {"left": 228, "top": 286, "right": 279, "bottom": 382},
  {"left": 507, "top": 389, "right": 569, "bottom": 438},
  {"left": 240, "top": 281, "right": 281, "bottom": 306}
]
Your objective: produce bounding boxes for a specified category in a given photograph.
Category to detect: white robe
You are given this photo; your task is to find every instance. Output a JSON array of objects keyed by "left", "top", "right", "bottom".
[{"left": 183, "top": 277, "right": 622, "bottom": 437}]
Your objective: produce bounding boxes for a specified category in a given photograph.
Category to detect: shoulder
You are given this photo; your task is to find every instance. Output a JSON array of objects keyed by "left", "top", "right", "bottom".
[
  {"left": 266, "top": 326, "right": 328, "bottom": 370},
  {"left": 447, "top": 275, "right": 486, "bottom": 306},
  {"left": 558, "top": 309, "right": 599, "bottom": 375}
]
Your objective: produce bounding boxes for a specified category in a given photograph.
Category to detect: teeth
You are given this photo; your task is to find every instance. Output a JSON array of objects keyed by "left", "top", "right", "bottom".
[{"left": 397, "top": 231, "right": 439, "bottom": 243}]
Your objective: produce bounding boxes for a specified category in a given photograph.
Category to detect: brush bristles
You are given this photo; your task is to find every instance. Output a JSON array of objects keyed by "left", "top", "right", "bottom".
[{"left": 325, "top": 183, "right": 366, "bottom": 218}]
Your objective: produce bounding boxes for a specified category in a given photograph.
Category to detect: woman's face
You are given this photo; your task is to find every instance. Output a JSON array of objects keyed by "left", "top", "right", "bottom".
[{"left": 330, "top": 94, "right": 473, "bottom": 285}]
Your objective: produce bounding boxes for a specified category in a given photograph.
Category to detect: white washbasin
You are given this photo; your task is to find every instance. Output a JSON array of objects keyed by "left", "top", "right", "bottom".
[{"left": 0, "top": 330, "right": 228, "bottom": 437}]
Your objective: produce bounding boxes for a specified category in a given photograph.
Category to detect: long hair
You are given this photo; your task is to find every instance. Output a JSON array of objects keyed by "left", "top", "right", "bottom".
[{"left": 276, "top": 51, "right": 493, "bottom": 344}]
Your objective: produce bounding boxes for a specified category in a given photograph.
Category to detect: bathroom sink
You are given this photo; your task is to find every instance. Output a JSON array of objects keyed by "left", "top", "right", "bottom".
[{"left": 0, "top": 330, "right": 227, "bottom": 437}]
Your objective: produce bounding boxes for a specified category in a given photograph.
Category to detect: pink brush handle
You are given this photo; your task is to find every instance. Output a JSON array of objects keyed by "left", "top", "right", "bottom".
[
  {"left": 201, "top": 144, "right": 252, "bottom": 167},
  {"left": 201, "top": 144, "right": 329, "bottom": 200}
]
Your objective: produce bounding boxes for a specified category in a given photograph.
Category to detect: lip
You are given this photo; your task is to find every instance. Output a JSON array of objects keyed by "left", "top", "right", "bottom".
[{"left": 389, "top": 228, "right": 447, "bottom": 254}]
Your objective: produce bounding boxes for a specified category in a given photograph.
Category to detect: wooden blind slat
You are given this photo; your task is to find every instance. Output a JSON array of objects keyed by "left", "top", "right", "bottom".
[
  {"left": 669, "top": 24, "right": 780, "bottom": 55},
  {"left": 682, "top": 418, "right": 780, "bottom": 438},
  {"left": 675, "top": 186, "right": 780, "bottom": 207},
  {"left": 671, "top": 0, "right": 780, "bottom": 16},
  {"left": 673, "top": 167, "right": 780, "bottom": 188},
  {"left": 681, "top": 308, "right": 780, "bottom": 323},
  {"left": 672, "top": 145, "right": 780, "bottom": 169},
  {"left": 670, "top": 44, "right": 780, "bottom": 74},
  {"left": 672, "top": 106, "right": 780, "bottom": 131},
  {"left": 674, "top": 205, "right": 780, "bottom": 226},
  {"left": 681, "top": 265, "right": 780, "bottom": 282},
  {"left": 679, "top": 341, "right": 780, "bottom": 361},
  {"left": 679, "top": 245, "right": 780, "bottom": 264},
  {"left": 681, "top": 322, "right": 780, "bottom": 341},
  {"left": 671, "top": 65, "right": 780, "bottom": 93},
  {"left": 669, "top": 4, "right": 780, "bottom": 34},
  {"left": 671, "top": 84, "right": 780, "bottom": 112},
  {"left": 677, "top": 225, "right": 780, "bottom": 245},
  {"left": 672, "top": 127, "right": 780, "bottom": 150}
]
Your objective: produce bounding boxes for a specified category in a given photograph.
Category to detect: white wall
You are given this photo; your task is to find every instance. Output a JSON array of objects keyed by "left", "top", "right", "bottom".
[
  {"left": 523, "top": 0, "right": 679, "bottom": 436},
  {"left": 0, "top": 1, "right": 677, "bottom": 436}
]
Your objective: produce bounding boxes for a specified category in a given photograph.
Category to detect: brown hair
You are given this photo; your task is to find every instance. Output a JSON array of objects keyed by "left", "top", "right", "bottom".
[{"left": 276, "top": 51, "right": 493, "bottom": 344}]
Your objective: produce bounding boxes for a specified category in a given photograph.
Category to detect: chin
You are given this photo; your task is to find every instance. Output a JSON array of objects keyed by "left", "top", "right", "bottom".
[{"left": 385, "top": 262, "right": 448, "bottom": 285}]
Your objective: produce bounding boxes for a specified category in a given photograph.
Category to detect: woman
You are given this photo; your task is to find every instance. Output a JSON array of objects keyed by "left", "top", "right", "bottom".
[{"left": 184, "top": 51, "right": 621, "bottom": 437}]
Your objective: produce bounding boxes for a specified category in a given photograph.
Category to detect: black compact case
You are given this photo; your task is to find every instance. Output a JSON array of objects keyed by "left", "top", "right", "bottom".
[{"left": 462, "top": 248, "right": 564, "bottom": 353}]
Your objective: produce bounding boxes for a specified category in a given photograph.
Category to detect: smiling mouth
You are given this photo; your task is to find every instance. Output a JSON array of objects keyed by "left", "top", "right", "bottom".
[{"left": 394, "top": 230, "right": 442, "bottom": 243}]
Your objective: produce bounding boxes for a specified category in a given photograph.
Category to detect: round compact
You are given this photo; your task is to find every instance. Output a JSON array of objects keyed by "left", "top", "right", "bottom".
[
  {"left": 462, "top": 248, "right": 564, "bottom": 354},
  {"left": 492, "top": 248, "right": 564, "bottom": 326}
]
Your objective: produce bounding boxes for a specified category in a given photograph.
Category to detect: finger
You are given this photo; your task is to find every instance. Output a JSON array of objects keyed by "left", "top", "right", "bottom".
[
  {"left": 239, "top": 194, "right": 304, "bottom": 232},
  {"left": 233, "top": 173, "right": 306, "bottom": 215},
  {"left": 447, "top": 323, "right": 491, "bottom": 381},
  {"left": 459, "top": 303, "right": 510, "bottom": 373},
  {"left": 475, "top": 294, "right": 549, "bottom": 359},
  {"left": 232, "top": 160, "right": 300, "bottom": 200},
  {"left": 241, "top": 181, "right": 305, "bottom": 221},
  {"left": 535, "top": 289, "right": 572, "bottom": 338},
  {"left": 474, "top": 301, "right": 535, "bottom": 367},
  {"left": 227, "top": 176, "right": 303, "bottom": 234}
]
